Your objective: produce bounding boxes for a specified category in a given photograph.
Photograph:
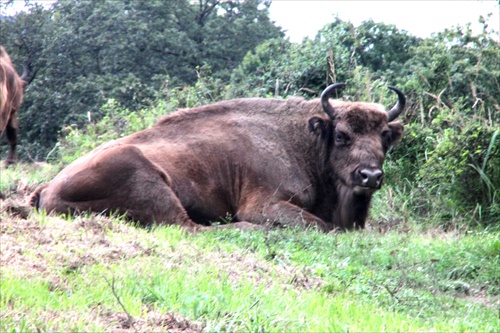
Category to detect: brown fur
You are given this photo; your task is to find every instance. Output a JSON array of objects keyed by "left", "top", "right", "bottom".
[
  {"left": 30, "top": 95, "right": 404, "bottom": 231},
  {"left": 0, "top": 46, "right": 27, "bottom": 166}
]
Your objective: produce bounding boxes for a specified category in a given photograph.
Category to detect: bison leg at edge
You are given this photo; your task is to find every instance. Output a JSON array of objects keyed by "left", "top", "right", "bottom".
[
  {"left": 5, "top": 115, "right": 18, "bottom": 166},
  {"left": 32, "top": 144, "right": 201, "bottom": 230}
]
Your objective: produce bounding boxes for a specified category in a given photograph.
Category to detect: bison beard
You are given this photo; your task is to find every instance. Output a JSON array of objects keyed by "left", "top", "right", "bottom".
[
  {"left": 333, "top": 185, "right": 372, "bottom": 229},
  {"left": 30, "top": 83, "right": 405, "bottom": 232}
]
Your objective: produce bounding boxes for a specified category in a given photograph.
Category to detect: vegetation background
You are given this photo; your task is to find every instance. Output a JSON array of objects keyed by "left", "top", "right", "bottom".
[{"left": 0, "top": 0, "right": 498, "bottom": 331}]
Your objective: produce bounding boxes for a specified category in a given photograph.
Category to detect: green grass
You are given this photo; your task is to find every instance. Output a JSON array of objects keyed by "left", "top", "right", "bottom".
[
  {"left": 1, "top": 212, "right": 498, "bottom": 332},
  {"left": 0, "top": 162, "right": 60, "bottom": 196}
]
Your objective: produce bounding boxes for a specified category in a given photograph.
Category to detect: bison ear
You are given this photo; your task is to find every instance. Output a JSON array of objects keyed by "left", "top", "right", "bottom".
[
  {"left": 308, "top": 116, "right": 329, "bottom": 138},
  {"left": 388, "top": 121, "right": 404, "bottom": 147}
]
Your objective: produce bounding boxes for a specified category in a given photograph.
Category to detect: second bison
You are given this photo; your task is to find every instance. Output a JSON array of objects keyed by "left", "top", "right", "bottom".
[{"left": 0, "top": 46, "right": 28, "bottom": 166}]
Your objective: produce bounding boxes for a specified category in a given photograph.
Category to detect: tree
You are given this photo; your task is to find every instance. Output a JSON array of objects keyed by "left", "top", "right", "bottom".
[
  {"left": 229, "top": 17, "right": 419, "bottom": 99},
  {"left": 0, "top": 0, "right": 283, "bottom": 159}
]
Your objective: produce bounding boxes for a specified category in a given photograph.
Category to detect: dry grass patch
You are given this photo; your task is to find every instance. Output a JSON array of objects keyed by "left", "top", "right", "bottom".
[
  {"left": 2, "top": 305, "right": 203, "bottom": 332},
  {"left": 95, "top": 306, "right": 203, "bottom": 333},
  {"left": 1, "top": 214, "right": 154, "bottom": 280}
]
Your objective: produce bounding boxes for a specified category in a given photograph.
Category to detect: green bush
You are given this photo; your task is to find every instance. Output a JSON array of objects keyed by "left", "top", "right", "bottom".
[
  {"left": 58, "top": 99, "right": 171, "bottom": 165},
  {"left": 57, "top": 67, "right": 226, "bottom": 165},
  {"left": 385, "top": 113, "right": 499, "bottom": 228},
  {"left": 418, "top": 116, "right": 498, "bottom": 224}
]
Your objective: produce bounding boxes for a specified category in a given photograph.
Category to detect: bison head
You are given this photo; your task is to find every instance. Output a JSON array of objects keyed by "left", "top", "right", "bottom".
[
  {"left": 309, "top": 83, "right": 405, "bottom": 229},
  {"left": 321, "top": 83, "right": 404, "bottom": 194}
]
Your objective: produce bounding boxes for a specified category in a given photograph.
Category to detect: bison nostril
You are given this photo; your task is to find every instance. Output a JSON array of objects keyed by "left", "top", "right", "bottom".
[{"left": 358, "top": 169, "right": 384, "bottom": 188}]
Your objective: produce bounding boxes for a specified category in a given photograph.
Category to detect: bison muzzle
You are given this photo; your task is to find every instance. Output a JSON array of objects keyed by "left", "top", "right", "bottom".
[{"left": 30, "top": 83, "right": 405, "bottom": 232}]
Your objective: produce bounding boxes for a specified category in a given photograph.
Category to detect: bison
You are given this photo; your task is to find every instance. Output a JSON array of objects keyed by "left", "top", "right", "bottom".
[
  {"left": 30, "top": 83, "right": 405, "bottom": 232},
  {"left": 0, "top": 46, "right": 28, "bottom": 166}
]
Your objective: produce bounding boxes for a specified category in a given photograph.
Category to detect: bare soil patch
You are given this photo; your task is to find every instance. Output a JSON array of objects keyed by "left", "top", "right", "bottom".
[{"left": 98, "top": 307, "right": 203, "bottom": 333}]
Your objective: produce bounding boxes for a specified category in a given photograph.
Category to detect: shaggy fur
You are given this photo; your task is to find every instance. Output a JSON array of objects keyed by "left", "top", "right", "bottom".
[
  {"left": 31, "top": 91, "right": 404, "bottom": 232},
  {"left": 0, "top": 46, "right": 27, "bottom": 166}
]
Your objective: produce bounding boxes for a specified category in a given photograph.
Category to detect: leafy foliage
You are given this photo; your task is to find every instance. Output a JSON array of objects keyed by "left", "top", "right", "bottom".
[
  {"left": 391, "top": 23, "right": 499, "bottom": 226},
  {"left": 230, "top": 18, "right": 420, "bottom": 98},
  {"left": 0, "top": 0, "right": 283, "bottom": 158}
]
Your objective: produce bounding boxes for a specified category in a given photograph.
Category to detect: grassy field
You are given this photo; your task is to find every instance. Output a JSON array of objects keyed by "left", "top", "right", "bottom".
[{"left": 1, "top": 163, "right": 499, "bottom": 332}]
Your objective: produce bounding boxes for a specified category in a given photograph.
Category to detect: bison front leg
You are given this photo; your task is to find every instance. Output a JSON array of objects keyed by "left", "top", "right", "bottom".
[
  {"left": 237, "top": 200, "right": 331, "bottom": 232},
  {"left": 34, "top": 145, "right": 201, "bottom": 231},
  {"left": 5, "top": 114, "right": 18, "bottom": 166}
]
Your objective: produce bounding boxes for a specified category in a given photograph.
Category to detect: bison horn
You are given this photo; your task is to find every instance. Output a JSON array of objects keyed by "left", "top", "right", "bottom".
[
  {"left": 20, "top": 64, "right": 28, "bottom": 83},
  {"left": 320, "top": 82, "right": 346, "bottom": 118},
  {"left": 386, "top": 86, "right": 406, "bottom": 121}
]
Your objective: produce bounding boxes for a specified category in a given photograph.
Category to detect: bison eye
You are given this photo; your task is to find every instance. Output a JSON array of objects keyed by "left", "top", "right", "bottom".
[
  {"left": 382, "top": 131, "right": 392, "bottom": 148},
  {"left": 335, "top": 131, "right": 350, "bottom": 145}
]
